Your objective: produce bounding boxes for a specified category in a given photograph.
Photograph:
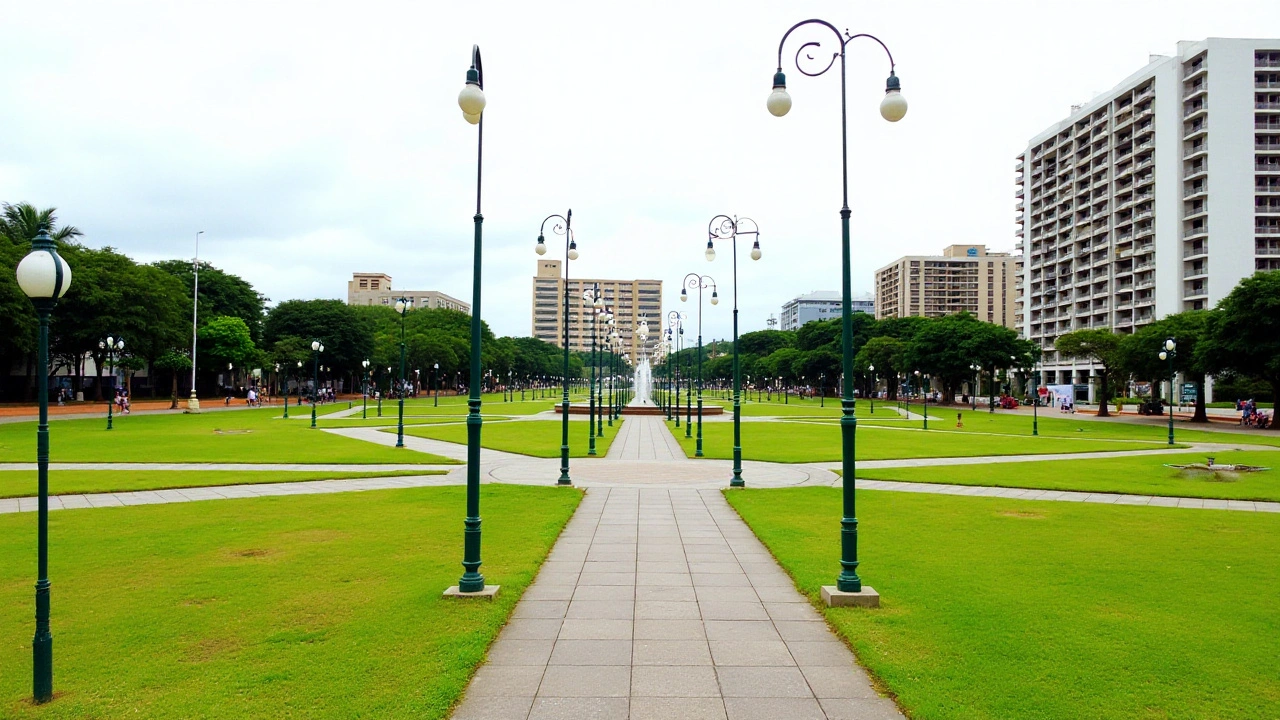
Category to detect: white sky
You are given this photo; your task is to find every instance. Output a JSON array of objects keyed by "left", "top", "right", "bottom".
[{"left": 2, "top": 0, "right": 1277, "bottom": 340}]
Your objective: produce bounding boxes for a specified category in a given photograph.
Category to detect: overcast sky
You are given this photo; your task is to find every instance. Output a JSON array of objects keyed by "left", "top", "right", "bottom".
[{"left": 3, "top": 0, "right": 1276, "bottom": 341}]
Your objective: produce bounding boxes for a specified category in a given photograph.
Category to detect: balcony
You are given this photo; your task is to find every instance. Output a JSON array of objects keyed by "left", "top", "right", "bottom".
[
  {"left": 1260, "top": 142, "right": 1280, "bottom": 152},
  {"left": 1257, "top": 240, "right": 1280, "bottom": 256},
  {"left": 1183, "top": 266, "right": 1208, "bottom": 278},
  {"left": 1259, "top": 163, "right": 1280, "bottom": 173},
  {"left": 1258, "top": 102, "right": 1280, "bottom": 110},
  {"left": 1258, "top": 205, "right": 1280, "bottom": 215},
  {"left": 1184, "top": 144, "right": 1208, "bottom": 158},
  {"left": 1183, "top": 245, "right": 1209, "bottom": 258},
  {"left": 1183, "top": 83, "right": 1207, "bottom": 98},
  {"left": 1257, "top": 57, "right": 1280, "bottom": 68},
  {"left": 1184, "top": 185, "right": 1207, "bottom": 198},
  {"left": 1183, "top": 104, "right": 1207, "bottom": 118}
]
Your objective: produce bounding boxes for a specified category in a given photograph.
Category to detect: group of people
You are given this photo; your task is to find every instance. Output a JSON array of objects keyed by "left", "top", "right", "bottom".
[
  {"left": 1238, "top": 399, "right": 1272, "bottom": 429},
  {"left": 113, "top": 387, "right": 131, "bottom": 414}
]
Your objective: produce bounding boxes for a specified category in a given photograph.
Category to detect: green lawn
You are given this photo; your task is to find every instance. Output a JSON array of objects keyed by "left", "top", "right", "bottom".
[
  {"left": 0, "top": 485, "right": 581, "bottom": 718},
  {"left": 727, "top": 488, "right": 1280, "bottom": 719},
  {"left": 737, "top": 399, "right": 903, "bottom": 418},
  {"left": 393, "top": 391, "right": 591, "bottom": 416},
  {"left": 859, "top": 450, "right": 1280, "bottom": 502},
  {"left": 0, "top": 469, "right": 443, "bottom": 499},
  {"left": 399, "top": 419, "right": 618, "bottom": 458},
  {"left": 319, "top": 415, "right": 511, "bottom": 429},
  {"left": 0, "top": 411, "right": 456, "bottom": 465},
  {"left": 671, "top": 420, "right": 1173, "bottom": 462}
]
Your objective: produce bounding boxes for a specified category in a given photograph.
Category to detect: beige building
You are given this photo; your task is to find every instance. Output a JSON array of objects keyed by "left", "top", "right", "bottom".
[
  {"left": 346, "top": 273, "right": 470, "bottom": 314},
  {"left": 874, "top": 245, "right": 1020, "bottom": 327},
  {"left": 532, "top": 260, "right": 661, "bottom": 364}
]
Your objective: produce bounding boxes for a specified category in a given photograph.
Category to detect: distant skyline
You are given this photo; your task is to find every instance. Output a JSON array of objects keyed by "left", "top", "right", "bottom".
[{"left": 2, "top": 1, "right": 1276, "bottom": 340}]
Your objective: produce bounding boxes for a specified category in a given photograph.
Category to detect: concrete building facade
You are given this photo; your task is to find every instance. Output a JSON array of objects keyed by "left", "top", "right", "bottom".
[
  {"left": 780, "top": 291, "right": 874, "bottom": 331},
  {"left": 874, "top": 245, "right": 1020, "bottom": 327},
  {"left": 532, "top": 260, "right": 662, "bottom": 364},
  {"left": 1016, "top": 38, "right": 1280, "bottom": 389},
  {"left": 346, "top": 273, "right": 470, "bottom": 314}
]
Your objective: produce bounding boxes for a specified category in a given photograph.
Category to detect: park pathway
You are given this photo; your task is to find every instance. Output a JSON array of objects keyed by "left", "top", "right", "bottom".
[{"left": 449, "top": 414, "right": 904, "bottom": 720}]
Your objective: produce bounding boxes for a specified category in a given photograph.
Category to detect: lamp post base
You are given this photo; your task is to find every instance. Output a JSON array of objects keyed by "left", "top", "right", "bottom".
[
  {"left": 821, "top": 585, "right": 880, "bottom": 608},
  {"left": 443, "top": 585, "right": 500, "bottom": 600},
  {"left": 185, "top": 394, "right": 201, "bottom": 413}
]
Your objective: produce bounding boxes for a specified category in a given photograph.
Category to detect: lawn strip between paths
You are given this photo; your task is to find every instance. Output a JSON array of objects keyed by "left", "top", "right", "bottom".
[
  {"left": 0, "top": 469, "right": 442, "bottom": 499},
  {"left": 398, "top": 419, "right": 618, "bottom": 459}
]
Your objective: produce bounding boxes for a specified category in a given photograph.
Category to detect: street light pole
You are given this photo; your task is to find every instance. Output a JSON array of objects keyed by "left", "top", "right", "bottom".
[
  {"left": 680, "top": 273, "right": 717, "bottom": 458},
  {"left": 584, "top": 285, "right": 602, "bottom": 456},
  {"left": 361, "top": 359, "right": 369, "bottom": 419},
  {"left": 395, "top": 297, "right": 411, "bottom": 448},
  {"left": 868, "top": 364, "right": 875, "bottom": 415},
  {"left": 309, "top": 341, "right": 324, "bottom": 428},
  {"left": 535, "top": 211, "right": 577, "bottom": 484},
  {"left": 188, "top": 230, "right": 203, "bottom": 412},
  {"left": 767, "top": 18, "right": 906, "bottom": 603},
  {"left": 1160, "top": 338, "right": 1177, "bottom": 445},
  {"left": 707, "top": 215, "right": 761, "bottom": 487},
  {"left": 99, "top": 336, "right": 124, "bottom": 430},
  {"left": 17, "top": 229, "right": 72, "bottom": 704}
]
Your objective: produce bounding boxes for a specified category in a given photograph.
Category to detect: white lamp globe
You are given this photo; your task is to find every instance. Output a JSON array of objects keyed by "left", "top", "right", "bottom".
[
  {"left": 680, "top": 289, "right": 688, "bottom": 302},
  {"left": 767, "top": 88, "right": 792, "bottom": 117},
  {"left": 107, "top": 336, "right": 115, "bottom": 348},
  {"left": 458, "top": 83, "right": 486, "bottom": 117},
  {"left": 705, "top": 242, "right": 716, "bottom": 262},
  {"left": 869, "top": 364, "right": 875, "bottom": 372},
  {"left": 16, "top": 245, "right": 73, "bottom": 299},
  {"left": 297, "top": 361, "right": 303, "bottom": 368},
  {"left": 750, "top": 242, "right": 762, "bottom": 261},
  {"left": 594, "top": 295, "right": 604, "bottom": 309},
  {"left": 567, "top": 244, "right": 579, "bottom": 261},
  {"left": 880, "top": 89, "right": 908, "bottom": 122},
  {"left": 117, "top": 339, "right": 125, "bottom": 350},
  {"left": 462, "top": 112, "right": 481, "bottom": 125},
  {"left": 1159, "top": 351, "right": 1168, "bottom": 361},
  {"left": 1165, "top": 339, "right": 1176, "bottom": 352},
  {"left": 535, "top": 236, "right": 547, "bottom": 256},
  {"left": 710, "top": 292, "right": 719, "bottom": 306},
  {"left": 319, "top": 344, "right": 325, "bottom": 353},
  {"left": 311, "top": 341, "right": 320, "bottom": 351}
]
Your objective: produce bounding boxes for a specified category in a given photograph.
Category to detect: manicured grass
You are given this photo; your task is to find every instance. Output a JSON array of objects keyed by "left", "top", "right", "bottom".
[
  {"left": 399, "top": 419, "right": 617, "bottom": 458},
  {"left": 0, "top": 411, "right": 456, "bottom": 465},
  {"left": 319, "top": 415, "right": 512, "bottom": 429},
  {"left": 859, "top": 450, "right": 1280, "bottom": 501},
  {"left": 727, "top": 487, "right": 1280, "bottom": 719},
  {"left": 0, "top": 485, "right": 582, "bottom": 718},
  {"left": 738, "top": 399, "right": 903, "bottom": 418},
  {"left": 0, "top": 469, "right": 443, "bottom": 499},
  {"left": 862, "top": 407, "right": 1280, "bottom": 447},
  {"left": 395, "top": 392, "right": 592, "bottom": 416},
  {"left": 671, "top": 419, "right": 1172, "bottom": 462}
]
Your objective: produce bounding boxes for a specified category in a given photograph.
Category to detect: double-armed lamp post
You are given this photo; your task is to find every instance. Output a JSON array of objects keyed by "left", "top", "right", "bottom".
[
  {"left": 16, "top": 229, "right": 73, "bottom": 704},
  {"left": 535, "top": 210, "right": 577, "bottom": 485},
  {"left": 1159, "top": 338, "right": 1177, "bottom": 445},
  {"left": 680, "top": 274, "right": 718, "bottom": 458},
  {"left": 361, "top": 359, "right": 370, "bottom": 419},
  {"left": 394, "top": 297, "right": 412, "bottom": 448},
  {"left": 99, "top": 335, "right": 124, "bottom": 430},
  {"left": 706, "top": 216, "right": 761, "bottom": 487},
  {"left": 309, "top": 340, "right": 324, "bottom": 428},
  {"left": 766, "top": 17, "right": 906, "bottom": 606},
  {"left": 582, "top": 286, "right": 604, "bottom": 456}
]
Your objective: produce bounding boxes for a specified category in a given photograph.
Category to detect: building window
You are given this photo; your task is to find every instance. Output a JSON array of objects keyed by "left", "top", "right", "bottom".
[{"left": 359, "top": 279, "right": 369, "bottom": 289}]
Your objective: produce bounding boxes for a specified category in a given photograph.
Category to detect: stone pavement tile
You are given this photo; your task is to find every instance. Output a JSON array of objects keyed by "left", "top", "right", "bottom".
[
  {"left": 565, "top": 600, "right": 634, "bottom": 619},
  {"left": 0, "top": 499, "right": 22, "bottom": 514},
  {"left": 577, "top": 572, "right": 635, "bottom": 586},
  {"left": 533, "top": 571, "right": 581, "bottom": 587},
  {"left": 523, "top": 584, "right": 575, "bottom": 602},
  {"left": 548, "top": 639, "right": 632, "bottom": 666},
  {"left": 636, "top": 585, "right": 697, "bottom": 602},
  {"left": 708, "top": 640, "right": 796, "bottom": 666},
  {"left": 723, "top": 697, "right": 825, "bottom": 720},
  {"left": 764, "top": 601, "right": 821, "bottom": 622},
  {"left": 637, "top": 560, "right": 689, "bottom": 574},
  {"left": 689, "top": 562, "right": 743, "bottom": 574},
  {"left": 511, "top": 600, "right": 569, "bottom": 619},
  {"left": 693, "top": 574, "right": 753, "bottom": 589},
  {"left": 629, "top": 697, "right": 727, "bottom": 720},
  {"left": 799, "top": 665, "right": 878, "bottom": 699},
  {"left": 787, "top": 640, "right": 856, "bottom": 667},
  {"left": 695, "top": 585, "right": 758, "bottom": 603},
  {"left": 704, "top": 620, "right": 780, "bottom": 642},
  {"left": 636, "top": 600, "right": 702, "bottom": 619},
  {"left": 699, "top": 601, "right": 769, "bottom": 621},
  {"left": 558, "top": 618, "right": 633, "bottom": 640},
  {"left": 540, "top": 560, "right": 585, "bottom": 573},
  {"left": 1228, "top": 500, "right": 1257, "bottom": 511},
  {"left": 818, "top": 696, "right": 906, "bottom": 720},
  {"left": 743, "top": 572, "right": 793, "bottom": 587},
  {"left": 633, "top": 639, "right": 713, "bottom": 665},
  {"left": 501, "top": 618, "right": 563, "bottom": 640},
  {"left": 1258, "top": 502, "right": 1280, "bottom": 513},
  {"left": 573, "top": 584, "right": 635, "bottom": 601},
  {"left": 586, "top": 549, "right": 635, "bottom": 562},
  {"left": 450, "top": 695, "right": 534, "bottom": 720},
  {"left": 487, "top": 638, "right": 555, "bottom": 666},
  {"left": 538, "top": 665, "right": 630, "bottom": 697},
  {"left": 637, "top": 572, "right": 692, "bottom": 586},
  {"left": 527, "top": 697, "right": 629, "bottom": 720},
  {"left": 775, "top": 621, "right": 834, "bottom": 642},
  {"left": 465, "top": 665, "right": 546, "bottom": 697},
  {"left": 747, "top": 584, "right": 803, "bottom": 603},
  {"left": 1147, "top": 496, "right": 1181, "bottom": 508},
  {"left": 631, "top": 665, "right": 721, "bottom": 697},
  {"left": 716, "top": 666, "right": 813, "bottom": 697},
  {"left": 580, "top": 560, "right": 634, "bottom": 573},
  {"left": 634, "top": 619, "right": 707, "bottom": 640}
]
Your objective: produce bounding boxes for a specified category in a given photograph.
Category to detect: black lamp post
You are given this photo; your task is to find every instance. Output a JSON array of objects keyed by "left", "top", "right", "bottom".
[
  {"left": 1160, "top": 338, "right": 1177, "bottom": 445},
  {"left": 598, "top": 305, "right": 612, "bottom": 438},
  {"left": 535, "top": 211, "right": 577, "bottom": 484},
  {"left": 394, "top": 297, "right": 412, "bottom": 448},
  {"left": 767, "top": 18, "right": 906, "bottom": 604},
  {"left": 16, "top": 229, "right": 72, "bottom": 704},
  {"left": 433, "top": 362, "right": 440, "bottom": 407},
  {"left": 309, "top": 340, "right": 324, "bottom": 428},
  {"left": 453, "top": 44, "right": 490, "bottom": 596},
  {"left": 99, "top": 335, "right": 124, "bottom": 430},
  {"left": 706, "top": 215, "right": 761, "bottom": 487},
  {"left": 680, "top": 273, "right": 718, "bottom": 458},
  {"left": 361, "top": 359, "right": 370, "bottom": 419},
  {"left": 583, "top": 285, "right": 603, "bottom": 455}
]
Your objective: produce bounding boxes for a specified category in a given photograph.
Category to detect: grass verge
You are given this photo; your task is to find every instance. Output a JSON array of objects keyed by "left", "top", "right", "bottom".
[
  {"left": 399, "top": 419, "right": 618, "bottom": 458},
  {"left": 0, "top": 469, "right": 443, "bottom": 499}
]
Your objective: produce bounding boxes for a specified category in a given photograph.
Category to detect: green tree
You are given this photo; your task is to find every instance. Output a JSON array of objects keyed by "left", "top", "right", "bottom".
[
  {"left": 1120, "top": 311, "right": 1212, "bottom": 422},
  {"left": 855, "top": 336, "right": 905, "bottom": 400},
  {"left": 1198, "top": 271, "right": 1280, "bottom": 413},
  {"left": 1055, "top": 329, "right": 1124, "bottom": 417},
  {"left": 152, "top": 351, "right": 192, "bottom": 408},
  {"left": 198, "top": 316, "right": 255, "bottom": 373},
  {"left": 153, "top": 259, "right": 267, "bottom": 343}
]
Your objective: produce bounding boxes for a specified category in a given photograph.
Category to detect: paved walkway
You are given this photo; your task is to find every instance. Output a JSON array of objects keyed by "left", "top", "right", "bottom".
[{"left": 450, "top": 487, "right": 903, "bottom": 720}]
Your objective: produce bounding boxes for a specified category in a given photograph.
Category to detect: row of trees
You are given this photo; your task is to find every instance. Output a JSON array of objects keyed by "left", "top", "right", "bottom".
[{"left": 1, "top": 202, "right": 617, "bottom": 403}]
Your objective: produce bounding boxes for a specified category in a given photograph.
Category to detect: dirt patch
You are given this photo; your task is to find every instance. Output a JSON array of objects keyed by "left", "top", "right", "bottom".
[
  {"left": 213, "top": 429, "right": 253, "bottom": 435},
  {"left": 183, "top": 636, "right": 240, "bottom": 663},
  {"left": 999, "top": 510, "right": 1046, "bottom": 519},
  {"left": 180, "top": 597, "right": 219, "bottom": 607},
  {"left": 233, "top": 548, "right": 270, "bottom": 558}
]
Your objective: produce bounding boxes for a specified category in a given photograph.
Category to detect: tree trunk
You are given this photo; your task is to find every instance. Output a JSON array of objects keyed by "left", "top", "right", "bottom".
[
  {"left": 93, "top": 353, "right": 104, "bottom": 402},
  {"left": 23, "top": 351, "right": 35, "bottom": 402},
  {"left": 170, "top": 370, "right": 179, "bottom": 410},
  {"left": 1191, "top": 374, "right": 1208, "bottom": 423},
  {"left": 1096, "top": 370, "right": 1111, "bottom": 417},
  {"left": 149, "top": 359, "right": 158, "bottom": 398}
]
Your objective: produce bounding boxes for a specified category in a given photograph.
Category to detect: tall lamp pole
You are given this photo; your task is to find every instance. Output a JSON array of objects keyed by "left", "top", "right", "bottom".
[
  {"left": 1159, "top": 338, "right": 1176, "bottom": 445},
  {"left": 584, "top": 285, "right": 603, "bottom": 455},
  {"left": 680, "top": 273, "right": 718, "bottom": 457},
  {"left": 868, "top": 364, "right": 875, "bottom": 414},
  {"left": 535, "top": 210, "right": 577, "bottom": 484},
  {"left": 452, "top": 44, "right": 490, "bottom": 596},
  {"left": 361, "top": 359, "right": 370, "bottom": 419},
  {"left": 17, "top": 229, "right": 73, "bottom": 704},
  {"left": 188, "top": 230, "right": 203, "bottom": 412},
  {"left": 99, "top": 336, "right": 124, "bottom": 430},
  {"left": 766, "top": 18, "right": 906, "bottom": 605},
  {"left": 395, "top": 297, "right": 412, "bottom": 448},
  {"left": 706, "top": 215, "right": 761, "bottom": 487},
  {"left": 309, "top": 340, "right": 324, "bottom": 427},
  {"left": 970, "top": 363, "right": 980, "bottom": 411}
]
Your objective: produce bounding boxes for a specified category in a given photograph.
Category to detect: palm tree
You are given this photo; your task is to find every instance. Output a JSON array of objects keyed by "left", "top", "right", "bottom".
[{"left": 0, "top": 202, "right": 83, "bottom": 244}]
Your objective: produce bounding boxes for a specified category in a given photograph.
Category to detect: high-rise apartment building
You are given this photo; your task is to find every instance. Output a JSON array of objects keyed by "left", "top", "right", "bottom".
[
  {"left": 780, "top": 291, "right": 874, "bottom": 331},
  {"left": 532, "top": 260, "right": 662, "bottom": 364},
  {"left": 346, "top": 273, "right": 470, "bottom": 313},
  {"left": 1016, "top": 38, "right": 1280, "bottom": 389},
  {"left": 874, "top": 245, "right": 1020, "bottom": 327}
]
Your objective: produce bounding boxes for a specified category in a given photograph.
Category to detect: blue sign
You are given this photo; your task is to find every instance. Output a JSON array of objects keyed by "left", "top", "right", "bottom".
[{"left": 966, "top": 247, "right": 978, "bottom": 257}]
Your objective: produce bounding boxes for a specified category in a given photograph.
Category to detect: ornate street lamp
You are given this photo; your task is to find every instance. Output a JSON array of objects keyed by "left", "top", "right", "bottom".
[
  {"left": 706, "top": 215, "right": 761, "bottom": 487},
  {"left": 188, "top": 230, "right": 203, "bottom": 412},
  {"left": 582, "top": 285, "right": 603, "bottom": 455},
  {"left": 680, "top": 274, "right": 717, "bottom": 457},
  {"left": 16, "top": 229, "right": 72, "bottom": 704},
  {"left": 970, "top": 363, "right": 980, "bottom": 411},
  {"left": 433, "top": 362, "right": 440, "bottom": 407},
  {"left": 536, "top": 210, "right": 578, "bottom": 484},
  {"left": 1159, "top": 338, "right": 1176, "bottom": 445},
  {"left": 450, "top": 44, "right": 491, "bottom": 597},
  {"left": 915, "top": 370, "right": 929, "bottom": 430},
  {"left": 768, "top": 18, "right": 906, "bottom": 606},
  {"left": 99, "top": 335, "right": 124, "bottom": 430},
  {"left": 310, "top": 340, "right": 324, "bottom": 428},
  {"left": 867, "top": 364, "right": 875, "bottom": 414},
  {"left": 668, "top": 312, "right": 685, "bottom": 426},
  {"left": 394, "top": 297, "right": 412, "bottom": 447},
  {"left": 361, "top": 359, "right": 370, "bottom": 419}
]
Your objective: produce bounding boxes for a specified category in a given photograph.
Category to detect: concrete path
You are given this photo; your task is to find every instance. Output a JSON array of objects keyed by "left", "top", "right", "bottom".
[
  {"left": 606, "top": 415, "right": 685, "bottom": 462},
  {"left": 450, "top": 487, "right": 903, "bottom": 720}
]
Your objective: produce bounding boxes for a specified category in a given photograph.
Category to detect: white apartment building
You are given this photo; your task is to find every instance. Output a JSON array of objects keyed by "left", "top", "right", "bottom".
[
  {"left": 780, "top": 291, "right": 874, "bottom": 331},
  {"left": 531, "top": 260, "right": 662, "bottom": 364},
  {"left": 1016, "top": 38, "right": 1280, "bottom": 393},
  {"left": 875, "top": 245, "right": 1019, "bottom": 328}
]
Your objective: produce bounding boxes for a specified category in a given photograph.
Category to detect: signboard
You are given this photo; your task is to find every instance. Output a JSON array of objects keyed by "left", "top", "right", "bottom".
[{"left": 1181, "top": 382, "right": 1197, "bottom": 404}]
